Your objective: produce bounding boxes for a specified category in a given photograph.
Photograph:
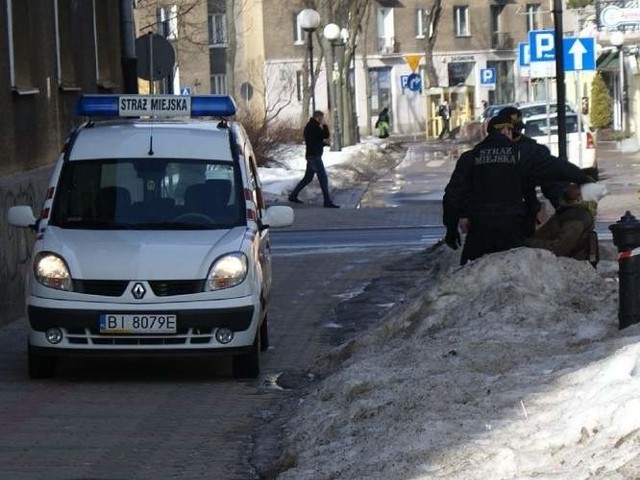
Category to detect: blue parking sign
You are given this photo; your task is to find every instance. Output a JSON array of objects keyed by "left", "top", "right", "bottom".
[
  {"left": 479, "top": 68, "right": 496, "bottom": 87},
  {"left": 529, "top": 30, "right": 556, "bottom": 62}
]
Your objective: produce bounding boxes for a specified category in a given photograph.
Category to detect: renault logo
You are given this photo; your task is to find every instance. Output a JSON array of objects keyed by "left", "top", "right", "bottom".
[{"left": 131, "top": 283, "right": 146, "bottom": 299}]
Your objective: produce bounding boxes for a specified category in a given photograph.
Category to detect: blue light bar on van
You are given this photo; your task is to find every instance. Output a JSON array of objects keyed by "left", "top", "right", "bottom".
[{"left": 76, "top": 94, "right": 237, "bottom": 117}]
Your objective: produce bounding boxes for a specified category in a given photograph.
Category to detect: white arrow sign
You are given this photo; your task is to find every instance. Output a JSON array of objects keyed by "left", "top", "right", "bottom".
[{"left": 568, "top": 39, "right": 587, "bottom": 70}]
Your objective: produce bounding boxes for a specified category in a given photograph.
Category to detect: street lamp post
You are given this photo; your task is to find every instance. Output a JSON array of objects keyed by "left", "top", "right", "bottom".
[
  {"left": 299, "top": 9, "right": 321, "bottom": 113},
  {"left": 611, "top": 30, "right": 625, "bottom": 133},
  {"left": 341, "top": 27, "right": 359, "bottom": 144},
  {"left": 324, "top": 23, "right": 342, "bottom": 151}
]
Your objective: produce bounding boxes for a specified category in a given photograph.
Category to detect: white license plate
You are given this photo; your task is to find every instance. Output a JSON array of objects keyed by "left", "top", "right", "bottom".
[{"left": 99, "top": 314, "right": 177, "bottom": 334}]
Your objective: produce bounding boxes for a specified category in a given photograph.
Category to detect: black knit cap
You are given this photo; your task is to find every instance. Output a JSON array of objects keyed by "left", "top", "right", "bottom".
[{"left": 493, "top": 106, "right": 525, "bottom": 132}]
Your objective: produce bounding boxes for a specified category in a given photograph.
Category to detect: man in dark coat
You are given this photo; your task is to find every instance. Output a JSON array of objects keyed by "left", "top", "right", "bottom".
[
  {"left": 288, "top": 110, "right": 339, "bottom": 208},
  {"left": 487, "top": 108, "right": 571, "bottom": 236},
  {"left": 443, "top": 111, "right": 595, "bottom": 265},
  {"left": 526, "top": 183, "right": 595, "bottom": 261}
]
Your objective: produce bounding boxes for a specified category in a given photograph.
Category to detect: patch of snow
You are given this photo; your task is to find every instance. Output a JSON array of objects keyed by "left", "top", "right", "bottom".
[{"left": 276, "top": 246, "right": 640, "bottom": 480}]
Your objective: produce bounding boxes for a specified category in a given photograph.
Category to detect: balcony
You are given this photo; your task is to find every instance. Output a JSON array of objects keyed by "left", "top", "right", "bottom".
[
  {"left": 377, "top": 36, "right": 399, "bottom": 55},
  {"left": 491, "top": 32, "right": 514, "bottom": 50}
]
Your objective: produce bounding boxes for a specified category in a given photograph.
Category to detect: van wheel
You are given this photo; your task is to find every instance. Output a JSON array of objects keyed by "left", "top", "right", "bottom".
[
  {"left": 260, "top": 315, "right": 269, "bottom": 352},
  {"left": 232, "top": 331, "right": 260, "bottom": 379},
  {"left": 28, "top": 344, "right": 57, "bottom": 379}
]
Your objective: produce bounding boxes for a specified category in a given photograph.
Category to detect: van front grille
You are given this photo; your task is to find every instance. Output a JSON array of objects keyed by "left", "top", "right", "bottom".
[
  {"left": 73, "top": 280, "right": 129, "bottom": 297},
  {"left": 149, "top": 280, "right": 205, "bottom": 296}
]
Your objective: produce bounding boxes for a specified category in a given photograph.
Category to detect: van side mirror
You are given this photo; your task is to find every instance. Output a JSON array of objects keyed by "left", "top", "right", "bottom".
[
  {"left": 262, "top": 206, "right": 294, "bottom": 229},
  {"left": 8, "top": 206, "right": 37, "bottom": 229}
]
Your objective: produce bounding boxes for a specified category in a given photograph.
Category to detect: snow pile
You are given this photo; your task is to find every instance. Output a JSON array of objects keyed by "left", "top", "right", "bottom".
[
  {"left": 276, "top": 247, "right": 640, "bottom": 480},
  {"left": 258, "top": 138, "right": 397, "bottom": 199}
]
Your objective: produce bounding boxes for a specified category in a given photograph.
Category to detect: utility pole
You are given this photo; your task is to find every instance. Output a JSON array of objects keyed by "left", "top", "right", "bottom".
[
  {"left": 553, "top": 0, "right": 567, "bottom": 162},
  {"left": 120, "top": 0, "right": 138, "bottom": 94}
]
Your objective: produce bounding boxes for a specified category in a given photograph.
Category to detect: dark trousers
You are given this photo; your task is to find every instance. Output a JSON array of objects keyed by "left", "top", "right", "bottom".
[
  {"left": 461, "top": 215, "right": 526, "bottom": 265},
  {"left": 290, "top": 156, "right": 331, "bottom": 204},
  {"left": 439, "top": 119, "right": 450, "bottom": 139}
]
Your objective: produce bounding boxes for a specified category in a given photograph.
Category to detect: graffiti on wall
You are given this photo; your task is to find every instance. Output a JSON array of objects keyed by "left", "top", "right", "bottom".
[{"left": 0, "top": 182, "right": 39, "bottom": 281}]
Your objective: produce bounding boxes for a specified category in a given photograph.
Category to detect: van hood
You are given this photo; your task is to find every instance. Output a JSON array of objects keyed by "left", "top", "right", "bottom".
[{"left": 40, "top": 227, "right": 247, "bottom": 280}]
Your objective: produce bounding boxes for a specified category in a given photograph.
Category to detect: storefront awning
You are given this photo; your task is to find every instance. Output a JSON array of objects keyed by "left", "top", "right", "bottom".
[{"left": 597, "top": 50, "right": 620, "bottom": 71}]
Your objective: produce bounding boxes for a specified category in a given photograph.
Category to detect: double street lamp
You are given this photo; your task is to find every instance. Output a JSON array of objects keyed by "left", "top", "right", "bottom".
[
  {"left": 323, "top": 23, "right": 346, "bottom": 151},
  {"left": 610, "top": 30, "right": 626, "bottom": 133},
  {"left": 298, "top": 9, "right": 321, "bottom": 113}
]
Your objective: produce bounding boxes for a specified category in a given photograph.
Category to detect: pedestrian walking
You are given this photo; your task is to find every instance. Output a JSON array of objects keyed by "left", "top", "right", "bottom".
[
  {"left": 288, "top": 111, "right": 340, "bottom": 208},
  {"left": 442, "top": 110, "right": 596, "bottom": 265},
  {"left": 375, "top": 107, "right": 390, "bottom": 138},
  {"left": 437, "top": 100, "right": 451, "bottom": 140}
]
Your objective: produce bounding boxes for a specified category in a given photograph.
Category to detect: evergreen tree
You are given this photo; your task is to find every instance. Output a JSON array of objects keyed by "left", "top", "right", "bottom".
[{"left": 590, "top": 72, "right": 613, "bottom": 129}]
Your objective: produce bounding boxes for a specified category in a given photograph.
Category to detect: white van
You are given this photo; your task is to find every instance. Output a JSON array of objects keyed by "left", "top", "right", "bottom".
[{"left": 8, "top": 94, "right": 294, "bottom": 379}]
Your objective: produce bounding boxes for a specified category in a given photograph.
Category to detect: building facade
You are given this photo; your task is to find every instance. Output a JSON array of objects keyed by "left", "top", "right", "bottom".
[{"left": 0, "top": 0, "right": 123, "bottom": 326}]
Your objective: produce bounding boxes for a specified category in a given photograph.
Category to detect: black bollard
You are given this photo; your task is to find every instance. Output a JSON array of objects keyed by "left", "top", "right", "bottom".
[{"left": 609, "top": 211, "right": 640, "bottom": 329}]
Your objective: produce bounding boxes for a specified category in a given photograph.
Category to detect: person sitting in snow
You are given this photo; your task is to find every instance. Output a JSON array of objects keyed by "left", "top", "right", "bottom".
[{"left": 525, "top": 183, "right": 596, "bottom": 263}]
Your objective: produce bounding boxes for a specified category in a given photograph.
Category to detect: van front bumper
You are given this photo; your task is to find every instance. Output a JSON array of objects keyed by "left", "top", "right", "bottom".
[{"left": 27, "top": 295, "right": 260, "bottom": 351}]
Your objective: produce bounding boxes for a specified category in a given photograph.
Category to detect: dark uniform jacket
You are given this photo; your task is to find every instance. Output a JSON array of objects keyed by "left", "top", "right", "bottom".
[
  {"left": 527, "top": 204, "right": 595, "bottom": 260},
  {"left": 443, "top": 131, "right": 593, "bottom": 263},
  {"left": 304, "top": 118, "right": 330, "bottom": 158}
]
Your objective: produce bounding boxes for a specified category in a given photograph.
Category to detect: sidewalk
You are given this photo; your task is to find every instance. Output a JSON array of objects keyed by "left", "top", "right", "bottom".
[{"left": 594, "top": 141, "right": 640, "bottom": 223}]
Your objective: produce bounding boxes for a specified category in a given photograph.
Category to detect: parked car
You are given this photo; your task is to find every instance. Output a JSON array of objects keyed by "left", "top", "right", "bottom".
[
  {"left": 523, "top": 112, "right": 598, "bottom": 179},
  {"left": 517, "top": 101, "right": 577, "bottom": 119},
  {"left": 7, "top": 94, "right": 294, "bottom": 379}
]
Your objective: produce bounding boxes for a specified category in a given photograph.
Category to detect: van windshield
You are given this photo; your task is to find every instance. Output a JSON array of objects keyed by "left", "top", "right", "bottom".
[{"left": 49, "top": 158, "right": 245, "bottom": 230}]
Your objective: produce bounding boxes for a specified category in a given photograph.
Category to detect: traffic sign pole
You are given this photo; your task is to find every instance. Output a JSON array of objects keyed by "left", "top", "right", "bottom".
[{"left": 553, "top": 0, "right": 567, "bottom": 162}]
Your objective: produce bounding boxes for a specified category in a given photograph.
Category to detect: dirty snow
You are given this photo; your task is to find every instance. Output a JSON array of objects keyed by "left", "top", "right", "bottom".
[
  {"left": 275, "top": 246, "right": 640, "bottom": 479},
  {"left": 258, "top": 137, "right": 391, "bottom": 199}
]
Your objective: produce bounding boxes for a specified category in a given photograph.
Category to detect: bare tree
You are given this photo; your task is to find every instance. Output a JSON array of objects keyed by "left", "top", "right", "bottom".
[{"left": 423, "top": 0, "right": 443, "bottom": 89}]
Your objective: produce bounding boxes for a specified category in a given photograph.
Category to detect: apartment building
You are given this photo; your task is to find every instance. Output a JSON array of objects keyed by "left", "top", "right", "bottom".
[
  {"left": 136, "top": 1, "right": 588, "bottom": 135},
  {"left": 0, "top": 0, "right": 123, "bottom": 325},
  {"left": 257, "top": 0, "right": 558, "bottom": 134}
]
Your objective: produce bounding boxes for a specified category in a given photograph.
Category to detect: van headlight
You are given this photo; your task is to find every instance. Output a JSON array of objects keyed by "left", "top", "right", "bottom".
[
  {"left": 34, "top": 252, "right": 73, "bottom": 291},
  {"left": 205, "top": 253, "right": 248, "bottom": 291}
]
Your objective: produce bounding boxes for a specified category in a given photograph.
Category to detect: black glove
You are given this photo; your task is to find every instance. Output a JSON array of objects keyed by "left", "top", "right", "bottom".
[{"left": 444, "top": 227, "right": 461, "bottom": 250}]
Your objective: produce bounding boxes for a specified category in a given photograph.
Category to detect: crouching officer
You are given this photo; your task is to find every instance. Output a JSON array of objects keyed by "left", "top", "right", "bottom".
[{"left": 443, "top": 110, "right": 595, "bottom": 265}]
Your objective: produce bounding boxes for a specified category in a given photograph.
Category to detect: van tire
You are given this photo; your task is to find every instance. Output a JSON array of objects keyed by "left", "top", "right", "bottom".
[
  {"left": 232, "top": 331, "right": 260, "bottom": 379},
  {"left": 28, "top": 344, "right": 57, "bottom": 379},
  {"left": 259, "top": 315, "right": 269, "bottom": 352}
]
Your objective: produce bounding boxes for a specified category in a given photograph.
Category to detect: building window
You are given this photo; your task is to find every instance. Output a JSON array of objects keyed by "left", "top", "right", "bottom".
[
  {"left": 416, "top": 8, "right": 428, "bottom": 38},
  {"left": 93, "top": 0, "right": 118, "bottom": 90},
  {"left": 526, "top": 4, "right": 541, "bottom": 31},
  {"left": 158, "top": 5, "right": 178, "bottom": 40},
  {"left": 55, "top": 0, "right": 79, "bottom": 90},
  {"left": 293, "top": 12, "right": 305, "bottom": 44},
  {"left": 487, "top": 60, "right": 514, "bottom": 104},
  {"left": 208, "top": 13, "right": 226, "bottom": 46},
  {"left": 369, "top": 67, "right": 391, "bottom": 114},
  {"left": 447, "top": 61, "right": 474, "bottom": 86},
  {"left": 377, "top": 8, "right": 396, "bottom": 53},
  {"left": 211, "top": 74, "right": 227, "bottom": 94},
  {"left": 6, "top": 0, "right": 38, "bottom": 92},
  {"left": 453, "top": 6, "right": 469, "bottom": 37}
]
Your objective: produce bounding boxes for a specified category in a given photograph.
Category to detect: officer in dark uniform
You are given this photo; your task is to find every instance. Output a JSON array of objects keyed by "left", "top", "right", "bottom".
[
  {"left": 443, "top": 110, "right": 595, "bottom": 265},
  {"left": 487, "top": 107, "right": 569, "bottom": 236}
]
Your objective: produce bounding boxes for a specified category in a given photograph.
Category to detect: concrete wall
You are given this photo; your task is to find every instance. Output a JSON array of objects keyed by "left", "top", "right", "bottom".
[{"left": 0, "top": 168, "right": 52, "bottom": 325}]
